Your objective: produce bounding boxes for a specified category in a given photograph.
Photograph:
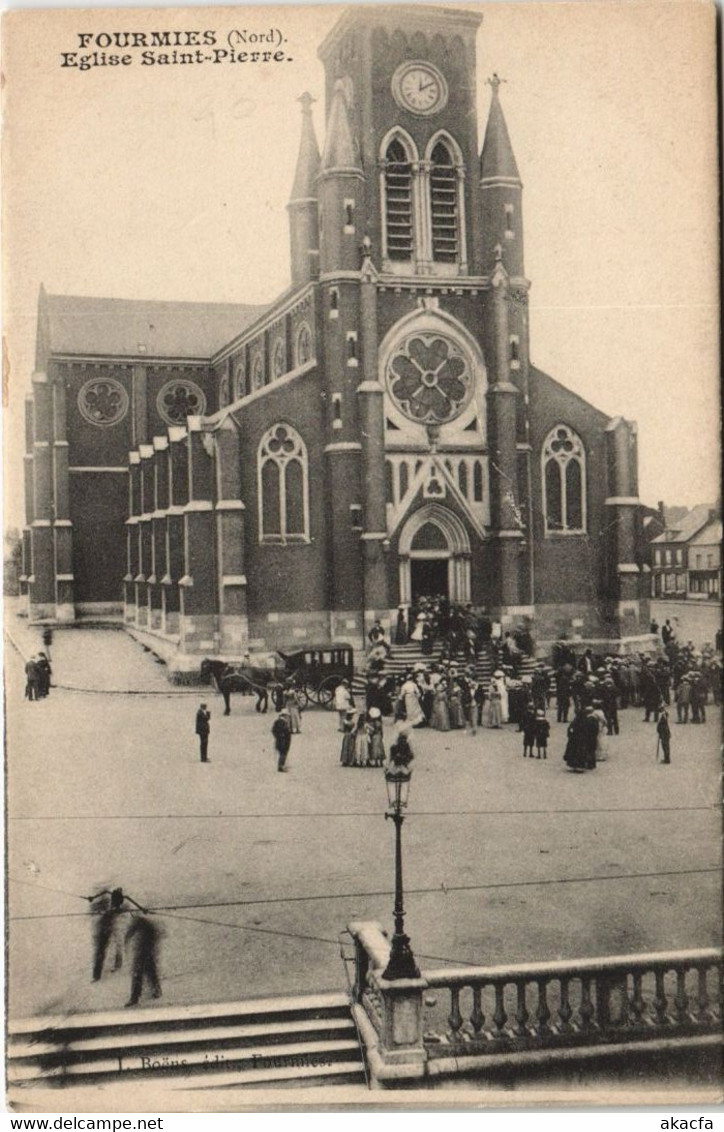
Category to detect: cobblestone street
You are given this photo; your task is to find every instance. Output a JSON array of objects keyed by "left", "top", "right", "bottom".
[{"left": 6, "top": 608, "right": 721, "bottom": 1020}]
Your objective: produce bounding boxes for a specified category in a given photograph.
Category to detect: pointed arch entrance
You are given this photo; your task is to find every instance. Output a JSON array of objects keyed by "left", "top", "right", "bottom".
[{"left": 398, "top": 503, "right": 471, "bottom": 604}]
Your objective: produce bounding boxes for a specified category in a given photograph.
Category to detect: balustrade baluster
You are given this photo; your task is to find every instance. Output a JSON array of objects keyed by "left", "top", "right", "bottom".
[
  {"left": 470, "top": 985, "right": 485, "bottom": 1035},
  {"left": 557, "top": 978, "right": 573, "bottom": 1032},
  {"left": 629, "top": 972, "right": 645, "bottom": 1025},
  {"left": 513, "top": 981, "right": 529, "bottom": 1036},
  {"left": 579, "top": 977, "right": 594, "bottom": 1030},
  {"left": 448, "top": 987, "right": 463, "bottom": 1039},
  {"left": 653, "top": 970, "right": 669, "bottom": 1025},
  {"left": 492, "top": 983, "right": 508, "bottom": 1039},
  {"left": 696, "top": 966, "right": 710, "bottom": 1021},
  {"left": 536, "top": 979, "right": 551, "bottom": 1034},
  {"left": 673, "top": 969, "right": 689, "bottom": 1023}
]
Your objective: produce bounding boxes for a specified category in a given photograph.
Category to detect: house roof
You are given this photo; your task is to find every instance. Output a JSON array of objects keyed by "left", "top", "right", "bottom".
[
  {"left": 688, "top": 518, "right": 722, "bottom": 546},
  {"left": 42, "top": 292, "right": 269, "bottom": 360},
  {"left": 650, "top": 503, "right": 714, "bottom": 545}
]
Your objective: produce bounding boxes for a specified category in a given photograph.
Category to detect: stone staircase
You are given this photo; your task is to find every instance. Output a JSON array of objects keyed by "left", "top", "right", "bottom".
[
  {"left": 353, "top": 641, "right": 537, "bottom": 695},
  {"left": 7, "top": 991, "right": 367, "bottom": 1093}
]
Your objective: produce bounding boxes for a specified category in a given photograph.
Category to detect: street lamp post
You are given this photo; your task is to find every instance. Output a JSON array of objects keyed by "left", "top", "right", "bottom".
[{"left": 382, "top": 755, "right": 420, "bottom": 981}]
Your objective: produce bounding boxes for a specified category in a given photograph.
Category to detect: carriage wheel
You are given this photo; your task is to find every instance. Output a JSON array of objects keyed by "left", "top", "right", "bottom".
[
  {"left": 296, "top": 684, "right": 310, "bottom": 709},
  {"left": 318, "top": 675, "right": 338, "bottom": 710}
]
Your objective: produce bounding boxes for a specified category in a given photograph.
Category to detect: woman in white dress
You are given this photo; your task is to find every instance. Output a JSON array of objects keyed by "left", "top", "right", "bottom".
[
  {"left": 400, "top": 674, "right": 424, "bottom": 728},
  {"left": 489, "top": 670, "right": 509, "bottom": 725}
]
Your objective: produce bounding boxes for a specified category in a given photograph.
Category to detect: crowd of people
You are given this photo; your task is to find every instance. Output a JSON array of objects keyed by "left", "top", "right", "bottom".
[{"left": 348, "top": 610, "right": 722, "bottom": 776}]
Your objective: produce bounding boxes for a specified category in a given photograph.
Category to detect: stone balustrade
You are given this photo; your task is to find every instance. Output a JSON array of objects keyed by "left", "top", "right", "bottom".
[{"left": 346, "top": 922, "right": 722, "bottom": 1087}]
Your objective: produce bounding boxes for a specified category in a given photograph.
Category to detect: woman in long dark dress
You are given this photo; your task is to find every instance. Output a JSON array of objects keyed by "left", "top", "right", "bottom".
[{"left": 395, "top": 608, "right": 408, "bottom": 646}]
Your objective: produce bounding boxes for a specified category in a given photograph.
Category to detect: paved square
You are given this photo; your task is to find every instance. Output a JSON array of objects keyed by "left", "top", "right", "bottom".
[{"left": 6, "top": 616, "right": 721, "bottom": 1019}]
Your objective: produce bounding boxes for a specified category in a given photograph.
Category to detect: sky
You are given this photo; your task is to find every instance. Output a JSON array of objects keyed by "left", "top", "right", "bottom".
[{"left": 2, "top": 0, "right": 720, "bottom": 532}]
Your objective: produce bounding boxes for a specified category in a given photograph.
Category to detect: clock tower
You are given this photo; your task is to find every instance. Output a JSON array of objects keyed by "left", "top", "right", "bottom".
[
  {"left": 318, "top": 5, "right": 484, "bottom": 273},
  {"left": 312, "top": 4, "right": 534, "bottom": 634}
]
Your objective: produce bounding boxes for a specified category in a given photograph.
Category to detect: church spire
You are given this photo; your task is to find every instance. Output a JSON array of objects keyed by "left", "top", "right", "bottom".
[
  {"left": 287, "top": 93, "right": 321, "bottom": 287},
  {"left": 479, "top": 75, "right": 524, "bottom": 278},
  {"left": 321, "top": 81, "right": 362, "bottom": 172},
  {"left": 480, "top": 75, "right": 521, "bottom": 185},
  {"left": 289, "top": 92, "right": 321, "bottom": 204}
]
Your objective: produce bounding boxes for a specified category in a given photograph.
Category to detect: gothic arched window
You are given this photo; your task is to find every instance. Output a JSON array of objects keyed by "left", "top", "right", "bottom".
[
  {"left": 258, "top": 423, "right": 309, "bottom": 543},
  {"left": 233, "top": 359, "right": 246, "bottom": 400},
  {"left": 251, "top": 354, "right": 264, "bottom": 391},
  {"left": 429, "top": 140, "right": 459, "bottom": 263},
  {"left": 272, "top": 337, "right": 286, "bottom": 380},
  {"left": 542, "top": 424, "right": 586, "bottom": 534},
  {"left": 295, "top": 322, "right": 313, "bottom": 367},
  {"left": 383, "top": 137, "right": 415, "bottom": 262}
]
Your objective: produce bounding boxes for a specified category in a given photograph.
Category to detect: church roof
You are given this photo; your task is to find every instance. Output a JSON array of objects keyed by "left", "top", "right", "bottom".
[
  {"left": 480, "top": 82, "right": 520, "bottom": 183},
  {"left": 289, "top": 92, "right": 321, "bottom": 202},
  {"left": 321, "top": 81, "right": 362, "bottom": 172},
  {"left": 41, "top": 292, "right": 268, "bottom": 360}
]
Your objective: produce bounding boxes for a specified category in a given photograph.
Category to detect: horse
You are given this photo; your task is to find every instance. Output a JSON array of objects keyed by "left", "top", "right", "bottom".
[{"left": 201, "top": 654, "right": 287, "bottom": 715}]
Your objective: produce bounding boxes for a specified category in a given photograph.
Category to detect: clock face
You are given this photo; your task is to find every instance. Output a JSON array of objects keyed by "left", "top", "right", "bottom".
[{"left": 392, "top": 62, "right": 448, "bottom": 116}]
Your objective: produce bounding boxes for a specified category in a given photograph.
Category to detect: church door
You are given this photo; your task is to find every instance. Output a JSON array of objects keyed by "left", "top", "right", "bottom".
[{"left": 410, "top": 557, "right": 448, "bottom": 603}]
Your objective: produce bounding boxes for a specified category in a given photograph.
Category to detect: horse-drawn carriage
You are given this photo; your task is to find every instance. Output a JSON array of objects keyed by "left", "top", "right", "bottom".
[{"left": 201, "top": 643, "right": 354, "bottom": 714}]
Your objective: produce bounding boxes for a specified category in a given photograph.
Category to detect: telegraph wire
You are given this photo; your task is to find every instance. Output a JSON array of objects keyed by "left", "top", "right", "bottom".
[
  {"left": 9, "top": 803, "right": 720, "bottom": 822},
  {"left": 8, "top": 864, "right": 720, "bottom": 921}
]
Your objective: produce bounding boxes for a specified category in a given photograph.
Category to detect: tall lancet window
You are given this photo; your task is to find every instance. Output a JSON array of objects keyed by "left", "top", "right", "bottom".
[
  {"left": 258, "top": 423, "right": 310, "bottom": 544},
  {"left": 542, "top": 424, "right": 586, "bottom": 534},
  {"left": 383, "top": 138, "right": 414, "bottom": 261},
  {"left": 430, "top": 140, "right": 459, "bottom": 263}
]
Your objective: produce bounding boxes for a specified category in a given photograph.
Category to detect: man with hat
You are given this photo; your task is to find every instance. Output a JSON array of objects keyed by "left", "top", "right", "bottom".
[
  {"left": 195, "top": 702, "right": 211, "bottom": 763},
  {"left": 272, "top": 708, "right": 293, "bottom": 772}
]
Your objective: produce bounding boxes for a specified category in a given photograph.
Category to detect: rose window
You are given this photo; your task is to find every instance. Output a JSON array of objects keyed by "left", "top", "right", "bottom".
[
  {"left": 78, "top": 378, "right": 129, "bottom": 427},
  {"left": 157, "top": 379, "right": 207, "bottom": 426},
  {"left": 386, "top": 333, "right": 472, "bottom": 424}
]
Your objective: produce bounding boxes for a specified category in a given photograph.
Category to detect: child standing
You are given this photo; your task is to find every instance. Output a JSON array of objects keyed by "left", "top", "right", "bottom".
[{"left": 534, "top": 709, "right": 550, "bottom": 760}]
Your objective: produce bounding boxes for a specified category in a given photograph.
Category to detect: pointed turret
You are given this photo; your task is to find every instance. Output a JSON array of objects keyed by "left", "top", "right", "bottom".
[
  {"left": 479, "top": 75, "right": 524, "bottom": 278},
  {"left": 321, "top": 80, "right": 362, "bottom": 173},
  {"left": 288, "top": 93, "right": 321, "bottom": 286},
  {"left": 480, "top": 74, "right": 521, "bottom": 185},
  {"left": 318, "top": 80, "right": 365, "bottom": 275}
]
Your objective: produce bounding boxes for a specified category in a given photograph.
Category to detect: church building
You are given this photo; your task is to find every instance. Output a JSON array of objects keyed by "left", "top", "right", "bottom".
[{"left": 21, "top": 5, "right": 650, "bottom": 674}]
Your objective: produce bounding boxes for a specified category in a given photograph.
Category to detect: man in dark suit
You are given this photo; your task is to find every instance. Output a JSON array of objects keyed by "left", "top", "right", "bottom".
[
  {"left": 195, "top": 702, "right": 211, "bottom": 762},
  {"left": 272, "top": 708, "right": 292, "bottom": 772}
]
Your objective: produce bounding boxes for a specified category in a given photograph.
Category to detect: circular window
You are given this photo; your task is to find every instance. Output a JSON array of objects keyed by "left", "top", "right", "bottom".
[
  {"left": 78, "top": 377, "right": 129, "bottom": 428},
  {"left": 386, "top": 332, "right": 472, "bottom": 424},
  {"left": 156, "top": 379, "right": 207, "bottom": 426}
]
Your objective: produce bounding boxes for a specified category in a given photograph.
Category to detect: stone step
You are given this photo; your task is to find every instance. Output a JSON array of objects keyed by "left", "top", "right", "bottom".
[
  {"left": 8, "top": 1038, "right": 362, "bottom": 1084},
  {"left": 8, "top": 990, "right": 351, "bottom": 1038},
  {"left": 7, "top": 991, "right": 365, "bottom": 1091},
  {"left": 8, "top": 1015, "right": 357, "bottom": 1060},
  {"left": 179, "top": 1059, "right": 366, "bottom": 1091}
]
